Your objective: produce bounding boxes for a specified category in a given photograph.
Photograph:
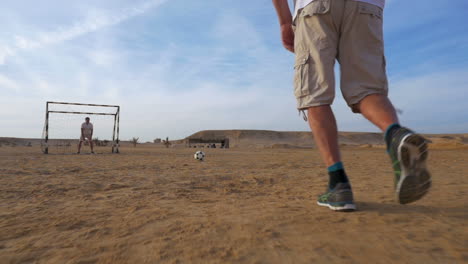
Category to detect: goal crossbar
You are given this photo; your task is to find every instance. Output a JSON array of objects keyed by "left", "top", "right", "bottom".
[
  {"left": 47, "top": 101, "right": 119, "bottom": 108},
  {"left": 48, "top": 111, "right": 117, "bottom": 116}
]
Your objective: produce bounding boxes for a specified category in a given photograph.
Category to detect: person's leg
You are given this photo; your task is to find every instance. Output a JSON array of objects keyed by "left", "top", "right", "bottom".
[
  {"left": 293, "top": 0, "right": 354, "bottom": 211},
  {"left": 307, "top": 105, "right": 341, "bottom": 167},
  {"left": 90, "top": 139, "right": 94, "bottom": 153},
  {"left": 308, "top": 104, "right": 352, "bottom": 196},
  {"left": 77, "top": 140, "right": 82, "bottom": 153},
  {"left": 356, "top": 94, "right": 399, "bottom": 132},
  {"left": 338, "top": 1, "right": 431, "bottom": 204},
  {"left": 308, "top": 105, "right": 354, "bottom": 211},
  {"left": 358, "top": 95, "right": 431, "bottom": 204}
]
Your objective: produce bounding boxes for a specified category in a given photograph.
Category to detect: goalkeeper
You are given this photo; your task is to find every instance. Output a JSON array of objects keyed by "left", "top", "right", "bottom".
[{"left": 77, "top": 117, "right": 94, "bottom": 154}]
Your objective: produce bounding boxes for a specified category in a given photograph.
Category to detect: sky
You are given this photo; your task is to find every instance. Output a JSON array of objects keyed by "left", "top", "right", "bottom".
[{"left": 0, "top": 0, "right": 467, "bottom": 141}]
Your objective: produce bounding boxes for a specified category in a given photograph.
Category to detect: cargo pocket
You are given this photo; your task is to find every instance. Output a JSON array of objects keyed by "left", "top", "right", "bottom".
[
  {"left": 293, "top": 53, "right": 311, "bottom": 98},
  {"left": 358, "top": 3, "right": 383, "bottom": 19},
  {"left": 297, "top": 0, "right": 331, "bottom": 50},
  {"left": 301, "top": 0, "right": 331, "bottom": 17},
  {"left": 358, "top": 3, "right": 383, "bottom": 45}
]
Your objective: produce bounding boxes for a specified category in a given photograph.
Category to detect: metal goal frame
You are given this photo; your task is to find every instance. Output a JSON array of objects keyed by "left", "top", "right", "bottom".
[{"left": 42, "top": 101, "right": 120, "bottom": 154}]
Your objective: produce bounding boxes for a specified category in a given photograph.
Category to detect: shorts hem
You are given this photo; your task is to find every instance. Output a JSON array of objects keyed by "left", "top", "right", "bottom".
[
  {"left": 297, "top": 101, "right": 333, "bottom": 111},
  {"left": 347, "top": 91, "right": 388, "bottom": 113}
]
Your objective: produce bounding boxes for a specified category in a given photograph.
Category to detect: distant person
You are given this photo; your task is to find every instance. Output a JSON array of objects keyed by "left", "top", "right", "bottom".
[
  {"left": 78, "top": 117, "right": 94, "bottom": 154},
  {"left": 272, "top": 0, "right": 431, "bottom": 211},
  {"left": 164, "top": 137, "right": 170, "bottom": 148}
]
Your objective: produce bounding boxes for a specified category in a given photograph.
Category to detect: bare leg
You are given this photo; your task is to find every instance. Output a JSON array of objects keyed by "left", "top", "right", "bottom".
[
  {"left": 77, "top": 141, "right": 82, "bottom": 153},
  {"left": 357, "top": 94, "right": 399, "bottom": 131},
  {"left": 307, "top": 105, "right": 341, "bottom": 167}
]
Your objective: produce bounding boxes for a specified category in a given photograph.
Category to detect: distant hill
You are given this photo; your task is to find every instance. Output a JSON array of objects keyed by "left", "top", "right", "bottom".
[
  {"left": 0, "top": 137, "right": 42, "bottom": 147},
  {"left": 176, "top": 129, "right": 468, "bottom": 149}
]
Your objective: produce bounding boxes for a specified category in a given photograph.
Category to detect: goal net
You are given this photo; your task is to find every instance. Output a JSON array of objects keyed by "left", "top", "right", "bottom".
[{"left": 41, "top": 101, "right": 120, "bottom": 154}]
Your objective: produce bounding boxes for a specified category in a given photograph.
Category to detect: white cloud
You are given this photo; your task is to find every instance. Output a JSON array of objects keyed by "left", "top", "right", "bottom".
[
  {"left": 0, "top": 0, "right": 168, "bottom": 65},
  {"left": 0, "top": 45, "right": 14, "bottom": 65},
  {"left": 390, "top": 69, "right": 468, "bottom": 109},
  {"left": 0, "top": 74, "right": 20, "bottom": 91},
  {"left": 88, "top": 49, "right": 118, "bottom": 66}
]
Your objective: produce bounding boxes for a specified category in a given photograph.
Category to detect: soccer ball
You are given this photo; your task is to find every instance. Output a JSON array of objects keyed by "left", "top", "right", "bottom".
[{"left": 194, "top": 151, "right": 205, "bottom": 161}]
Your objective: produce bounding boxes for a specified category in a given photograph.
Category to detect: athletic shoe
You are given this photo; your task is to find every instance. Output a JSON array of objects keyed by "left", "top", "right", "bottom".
[
  {"left": 317, "top": 182, "right": 356, "bottom": 211},
  {"left": 387, "top": 127, "right": 431, "bottom": 204}
]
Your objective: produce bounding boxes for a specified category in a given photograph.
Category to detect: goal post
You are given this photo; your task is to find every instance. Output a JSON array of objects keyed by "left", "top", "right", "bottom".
[{"left": 42, "top": 101, "right": 120, "bottom": 154}]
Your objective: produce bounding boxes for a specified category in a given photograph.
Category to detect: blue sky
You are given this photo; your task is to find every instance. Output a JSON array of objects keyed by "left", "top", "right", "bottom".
[{"left": 0, "top": 0, "right": 467, "bottom": 141}]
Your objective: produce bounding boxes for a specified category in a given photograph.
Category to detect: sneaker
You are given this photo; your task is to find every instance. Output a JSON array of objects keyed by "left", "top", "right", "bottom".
[
  {"left": 387, "top": 127, "right": 431, "bottom": 204},
  {"left": 317, "top": 183, "right": 356, "bottom": 211}
]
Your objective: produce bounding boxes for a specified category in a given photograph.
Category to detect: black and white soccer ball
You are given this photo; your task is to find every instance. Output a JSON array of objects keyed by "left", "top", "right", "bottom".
[{"left": 194, "top": 151, "right": 205, "bottom": 161}]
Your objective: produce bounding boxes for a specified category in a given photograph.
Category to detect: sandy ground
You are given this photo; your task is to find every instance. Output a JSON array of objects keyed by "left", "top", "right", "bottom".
[{"left": 1, "top": 145, "right": 467, "bottom": 264}]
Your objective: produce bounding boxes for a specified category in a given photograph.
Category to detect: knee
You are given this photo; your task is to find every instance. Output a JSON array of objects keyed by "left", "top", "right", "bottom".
[{"left": 349, "top": 93, "right": 388, "bottom": 114}]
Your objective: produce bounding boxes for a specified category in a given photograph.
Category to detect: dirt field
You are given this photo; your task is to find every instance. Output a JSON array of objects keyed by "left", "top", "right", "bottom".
[{"left": 1, "top": 145, "right": 467, "bottom": 263}]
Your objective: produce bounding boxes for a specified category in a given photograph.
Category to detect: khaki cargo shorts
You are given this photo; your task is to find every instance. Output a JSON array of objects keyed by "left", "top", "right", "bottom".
[{"left": 293, "top": 0, "right": 388, "bottom": 112}]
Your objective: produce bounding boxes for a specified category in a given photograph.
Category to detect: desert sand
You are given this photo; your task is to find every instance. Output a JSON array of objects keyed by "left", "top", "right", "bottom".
[{"left": 1, "top": 131, "right": 467, "bottom": 263}]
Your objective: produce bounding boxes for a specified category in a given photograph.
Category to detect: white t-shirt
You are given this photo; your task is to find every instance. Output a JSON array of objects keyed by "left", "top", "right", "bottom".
[
  {"left": 81, "top": 122, "right": 93, "bottom": 135},
  {"left": 293, "top": 0, "right": 385, "bottom": 20}
]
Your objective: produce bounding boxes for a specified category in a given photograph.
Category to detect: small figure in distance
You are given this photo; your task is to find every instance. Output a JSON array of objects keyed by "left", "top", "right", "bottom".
[
  {"left": 77, "top": 117, "right": 95, "bottom": 154},
  {"left": 164, "top": 137, "right": 171, "bottom": 148}
]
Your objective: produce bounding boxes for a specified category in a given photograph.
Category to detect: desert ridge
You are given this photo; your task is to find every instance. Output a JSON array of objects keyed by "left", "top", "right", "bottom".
[
  {"left": 173, "top": 130, "right": 468, "bottom": 149},
  {"left": 2, "top": 130, "right": 468, "bottom": 150}
]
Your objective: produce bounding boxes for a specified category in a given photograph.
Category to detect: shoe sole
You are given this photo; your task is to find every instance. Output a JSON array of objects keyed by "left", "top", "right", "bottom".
[
  {"left": 396, "top": 133, "right": 432, "bottom": 204},
  {"left": 317, "top": 201, "right": 356, "bottom": 212}
]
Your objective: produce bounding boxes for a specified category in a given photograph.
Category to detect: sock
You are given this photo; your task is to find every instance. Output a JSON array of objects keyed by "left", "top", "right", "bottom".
[
  {"left": 327, "top": 162, "right": 349, "bottom": 189},
  {"left": 384, "top": 123, "right": 401, "bottom": 149}
]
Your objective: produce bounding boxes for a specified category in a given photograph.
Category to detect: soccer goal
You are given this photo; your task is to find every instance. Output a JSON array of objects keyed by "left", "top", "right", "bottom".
[{"left": 41, "top": 101, "right": 120, "bottom": 154}]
